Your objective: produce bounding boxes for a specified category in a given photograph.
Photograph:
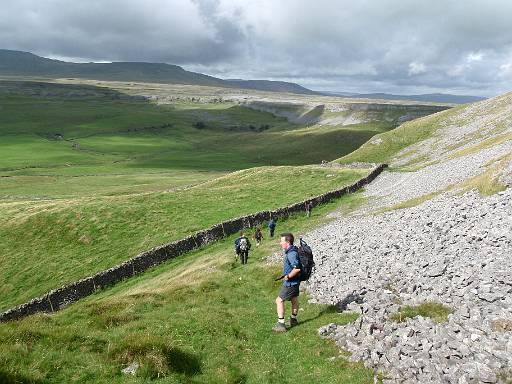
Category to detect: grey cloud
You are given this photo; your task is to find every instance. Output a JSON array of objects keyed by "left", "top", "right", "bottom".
[
  {"left": 0, "top": 0, "right": 243, "bottom": 64},
  {"left": 1, "top": 0, "right": 511, "bottom": 96}
]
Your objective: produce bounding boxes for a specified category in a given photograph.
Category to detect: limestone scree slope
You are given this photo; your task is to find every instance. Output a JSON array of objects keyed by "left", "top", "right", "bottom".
[{"left": 304, "top": 92, "right": 512, "bottom": 384}]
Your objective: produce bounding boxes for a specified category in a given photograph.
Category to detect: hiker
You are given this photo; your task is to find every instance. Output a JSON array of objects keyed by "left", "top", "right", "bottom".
[
  {"left": 273, "top": 232, "right": 301, "bottom": 332},
  {"left": 305, "top": 201, "right": 313, "bottom": 217},
  {"left": 234, "top": 231, "right": 251, "bottom": 265},
  {"left": 268, "top": 218, "right": 276, "bottom": 238},
  {"left": 254, "top": 227, "right": 263, "bottom": 246}
]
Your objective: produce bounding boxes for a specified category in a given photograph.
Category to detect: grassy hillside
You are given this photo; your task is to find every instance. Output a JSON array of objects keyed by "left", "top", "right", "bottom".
[
  {"left": 336, "top": 106, "right": 464, "bottom": 165},
  {"left": 336, "top": 91, "right": 512, "bottom": 169},
  {"left": 0, "top": 76, "right": 479, "bottom": 383},
  {"left": 0, "top": 80, "right": 454, "bottom": 311},
  {"left": 0, "top": 81, "right": 390, "bottom": 179},
  {"left": 0, "top": 78, "right": 457, "bottom": 382},
  {"left": 0, "top": 195, "right": 374, "bottom": 383},
  {"left": 0, "top": 165, "right": 368, "bottom": 311}
]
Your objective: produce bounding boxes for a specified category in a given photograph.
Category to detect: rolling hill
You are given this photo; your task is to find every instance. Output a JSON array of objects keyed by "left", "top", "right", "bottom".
[
  {"left": 0, "top": 49, "right": 316, "bottom": 94},
  {"left": 0, "top": 87, "right": 508, "bottom": 383},
  {"left": 323, "top": 91, "right": 485, "bottom": 104},
  {"left": 2, "top": 78, "right": 495, "bottom": 383},
  {"left": 0, "top": 78, "right": 451, "bottom": 310}
]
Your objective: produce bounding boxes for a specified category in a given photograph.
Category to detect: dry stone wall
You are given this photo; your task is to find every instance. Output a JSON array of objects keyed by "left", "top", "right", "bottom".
[{"left": 0, "top": 164, "right": 387, "bottom": 322}]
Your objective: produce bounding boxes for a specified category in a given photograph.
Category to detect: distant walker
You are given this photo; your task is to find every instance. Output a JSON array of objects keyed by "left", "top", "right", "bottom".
[
  {"left": 268, "top": 218, "right": 277, "bottom": 238},
  {"left": 234, "top": 232, "right": 252, "bottom": 265},
  {"left": 305, "top": 201, "right": 313, "bottom": 217}
]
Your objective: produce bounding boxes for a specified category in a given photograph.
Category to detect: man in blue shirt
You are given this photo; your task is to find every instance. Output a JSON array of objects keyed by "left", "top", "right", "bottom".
[{"left": 273, "top": 232, "right": 301, "bottom": 332}]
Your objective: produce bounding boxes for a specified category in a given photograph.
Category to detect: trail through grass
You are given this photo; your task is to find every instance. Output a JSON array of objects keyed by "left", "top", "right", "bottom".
[
  {"left": 0, "top": 166, "right": 367, "bottom": 311},
  {"left": 0, "top": 193, "right": 374, "bottom": 384}
]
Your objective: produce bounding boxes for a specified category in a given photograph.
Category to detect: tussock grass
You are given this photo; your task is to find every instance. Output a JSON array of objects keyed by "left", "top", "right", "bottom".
[
  {"left": 108, "top": 333, "right": 198, "bottom": 379},
  {"left": 491, "top": 319, "right": 512, "bottom": 332},
  {"left": 497, "top": 370, "right": 512, "bottom": 384},
  {"left": 390, "top": 302, "right": 453, "bottom": 323},
  {"left": 452, "top": 153, "right": 511, "bottom": 196},
  {"left": 0, "top": 194, "right": 375, "bottom": 383}
]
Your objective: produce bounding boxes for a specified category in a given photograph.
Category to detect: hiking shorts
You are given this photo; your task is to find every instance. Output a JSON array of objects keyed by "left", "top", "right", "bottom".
[{"left": 278, "top": 284, "right": 300, "bottom": 301}]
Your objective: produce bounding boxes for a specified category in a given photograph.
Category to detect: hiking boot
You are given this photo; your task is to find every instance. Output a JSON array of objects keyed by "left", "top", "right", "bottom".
[
  {"left": 289, "top": 317, "right": 298, "bottom": 327},
  {"left": 272, "top": 322, "right": 287, "bottom": 333}
]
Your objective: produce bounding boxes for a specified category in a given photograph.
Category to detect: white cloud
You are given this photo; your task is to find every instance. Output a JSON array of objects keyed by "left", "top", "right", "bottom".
[
  {"left": 499, "top": 62, "right": 512, "bottom": 77},
  {"left": 408, "top": 62, "right": 427, "bottom": 76},
  {"left": 467, "top": 51, "right": 484, "bottom": 63}
]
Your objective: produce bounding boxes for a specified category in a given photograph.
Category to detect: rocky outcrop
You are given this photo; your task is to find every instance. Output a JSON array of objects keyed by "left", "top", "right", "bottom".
[
  {"left": 308, "top": 189, "right": 511, "bottom": 383},
  {"left": 306, "top": 93, "right": 512, "bottom": 383}
]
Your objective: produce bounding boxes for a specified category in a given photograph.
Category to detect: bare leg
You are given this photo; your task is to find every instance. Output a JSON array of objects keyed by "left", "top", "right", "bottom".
[
  {"left": 291, "top": 296, "right": 299, "bottom": 316},
  {"left": 275, "top": 297, "right": 285, "bottom": 318}
]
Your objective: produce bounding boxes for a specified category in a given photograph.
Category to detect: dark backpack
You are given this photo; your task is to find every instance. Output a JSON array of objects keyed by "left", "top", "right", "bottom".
[{"left": 298, "top": 238, "right": 314, "bottom": 281}]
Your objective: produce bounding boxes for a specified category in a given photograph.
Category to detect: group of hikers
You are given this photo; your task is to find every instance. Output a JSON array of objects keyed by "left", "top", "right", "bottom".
[
  {"left": 233, "top": 218, "right": 276, "bottom": 264},
  {"left": 233, "top": 202, "right": 313, "bottom": 265},
  {"left": 233, "top": 202, "right": 315, "bottom": 332}
]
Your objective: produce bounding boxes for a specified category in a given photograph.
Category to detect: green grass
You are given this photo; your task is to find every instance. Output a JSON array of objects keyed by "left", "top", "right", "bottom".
[
  {"left": 452, "top": 153, "right": 510, "bottom": 196},
  {"left": 0, "top": 80, "right": 400, "bottom": 311},
  {"left": 336, "top": 105, "right": 463, "bottom": 166},
  {"left": 389, "top": 302, "right": 453, "bottom": 323},
  {"left": 0, "top": 134, "right": 123, "bottom": 171},
  {"left": 0, "top": 194, "right": 374, "bottom": 384},
  {"left": 0, "top": 80, "right": 423, "bottom": 382},
  {"left": 0, "top": 81, "right": 400, "bottom": 204},
  {"left": 0, "top": 82, "right": 397, "bottom": 175},
  {"left": 0, "top": 166, "right": 368, "bottom": 311},
  {"left": 0, "top": 170, "right": 223, "bottom": 199},
  {"left": 0, "top": 115, "right": 391, "bottom": 174}
]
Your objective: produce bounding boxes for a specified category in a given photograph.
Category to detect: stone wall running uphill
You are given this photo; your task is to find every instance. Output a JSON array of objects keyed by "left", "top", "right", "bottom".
[{"left": 0, "top": 164, "right": 387, "bottom": 322}]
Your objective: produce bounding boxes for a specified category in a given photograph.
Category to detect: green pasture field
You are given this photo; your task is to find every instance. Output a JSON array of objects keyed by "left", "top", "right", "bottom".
[
  {"left": 0, "top": 166, "right": 368, "bottom": 311},
  {"left": 0, "top": 192, "right": 375, "bottom": 384}
]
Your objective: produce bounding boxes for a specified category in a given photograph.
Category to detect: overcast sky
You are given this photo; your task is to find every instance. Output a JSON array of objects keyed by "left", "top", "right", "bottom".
[{"left": 1, "top": 0, "right": 512, "bottom": 96}]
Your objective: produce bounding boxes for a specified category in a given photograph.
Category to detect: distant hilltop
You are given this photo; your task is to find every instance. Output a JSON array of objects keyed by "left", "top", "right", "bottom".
[
  {"left": 323, "top": 91, "right": 486, "bottom": 104},
  {"left": 0, "top": 49, "right": 316, "bottom": 95},
  {"left": 0, "top": 49, "right": 486, "bottom": 103}
]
